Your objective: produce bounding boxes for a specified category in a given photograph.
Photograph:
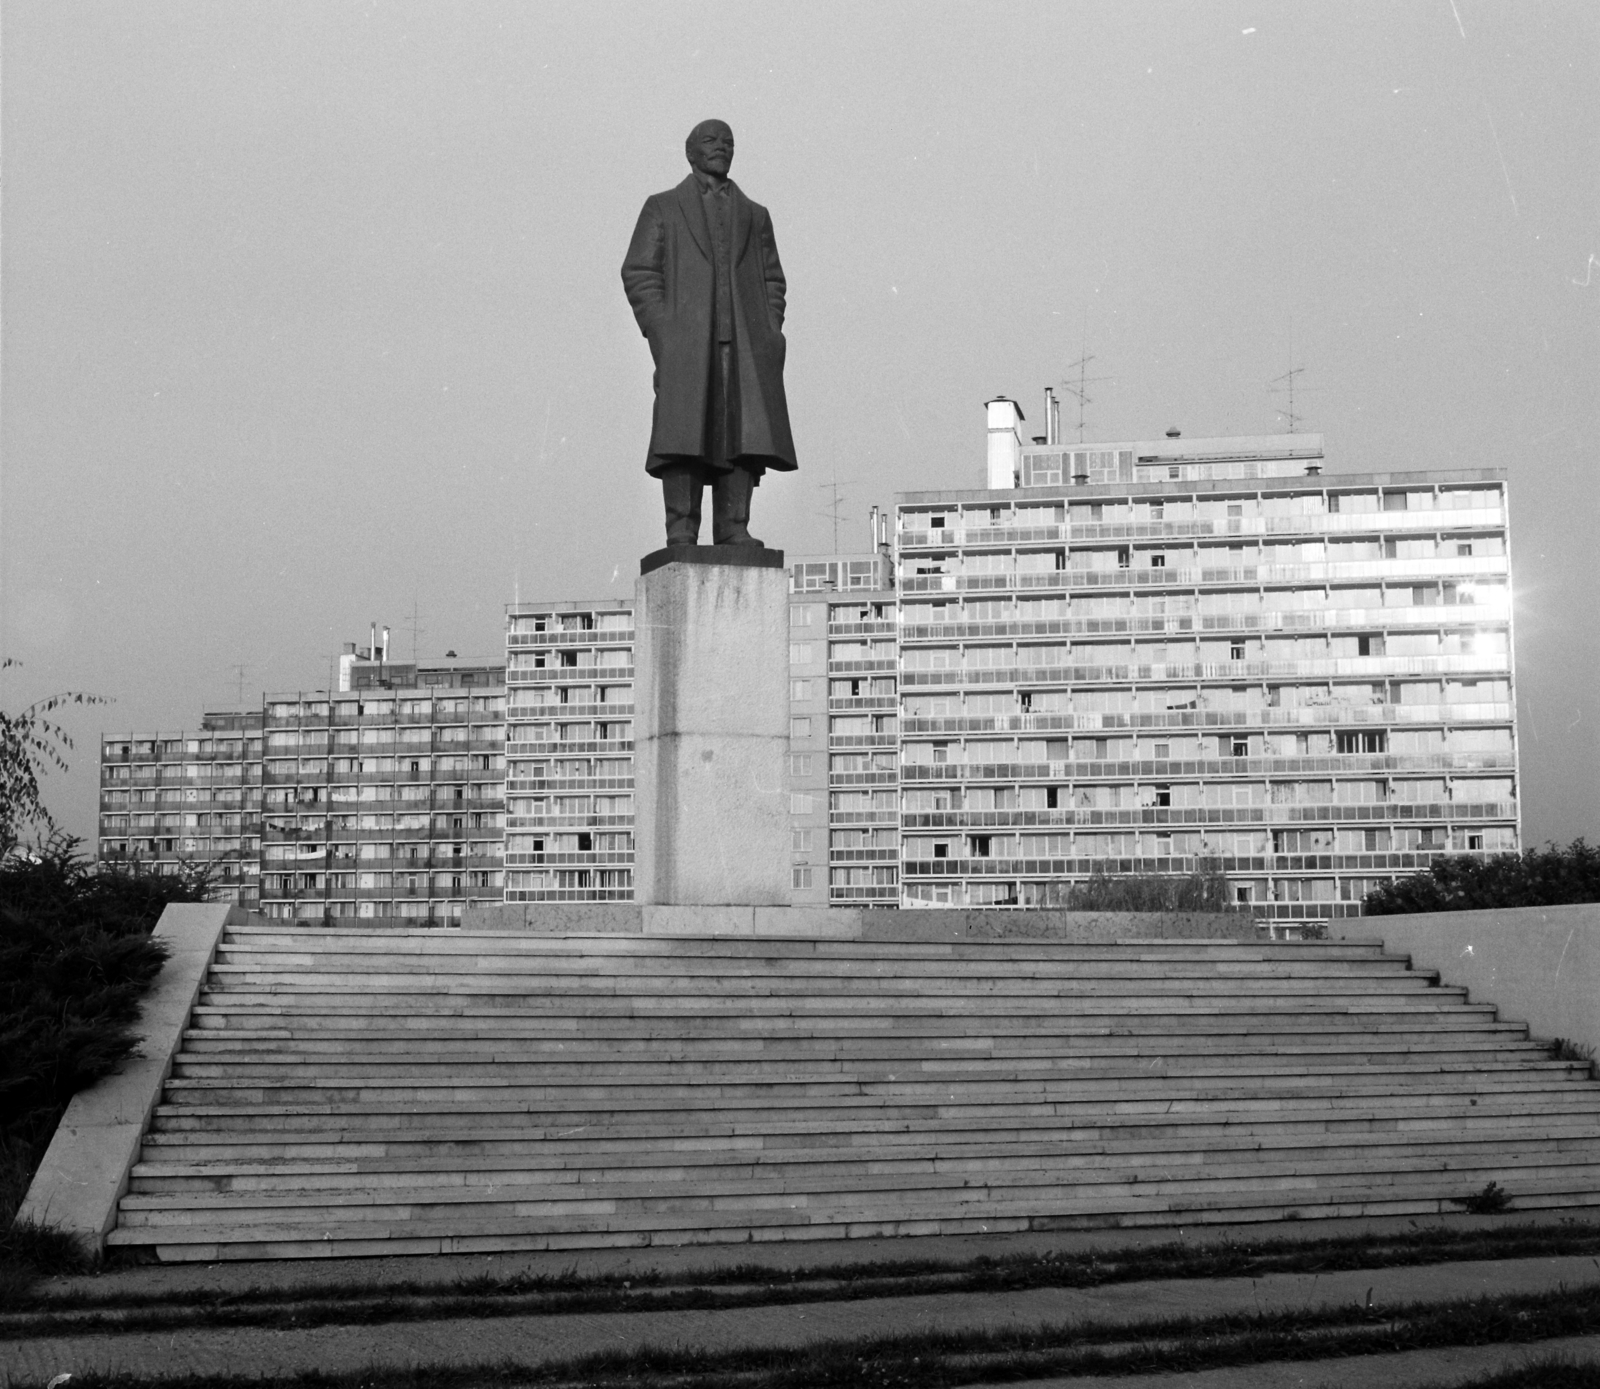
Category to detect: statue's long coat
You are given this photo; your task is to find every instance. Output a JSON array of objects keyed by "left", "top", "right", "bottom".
[{"left": 621, "top": 175, "right": 797, "bottom": 476}]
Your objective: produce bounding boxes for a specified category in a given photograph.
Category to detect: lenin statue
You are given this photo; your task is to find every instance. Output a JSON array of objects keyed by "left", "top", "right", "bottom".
[{"left": 621, "top": 120, "right": 797, "bottom": 548}]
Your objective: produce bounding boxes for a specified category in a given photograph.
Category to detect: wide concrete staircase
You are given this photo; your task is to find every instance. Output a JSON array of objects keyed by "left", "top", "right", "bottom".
[{"left": 107, "top": 925, "right": 1600, "bottom": 1261}]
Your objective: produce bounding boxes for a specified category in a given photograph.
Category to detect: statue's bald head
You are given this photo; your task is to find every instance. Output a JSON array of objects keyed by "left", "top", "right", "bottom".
[{"left": 685, "top": 120, "right": 735, "bottom": 179}]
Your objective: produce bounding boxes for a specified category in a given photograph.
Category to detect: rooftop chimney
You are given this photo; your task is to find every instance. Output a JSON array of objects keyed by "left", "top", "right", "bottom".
[
  {"left": 986, "top": 397, "right": 1023, "bottom": 490},
  {"left": 1165, "top": 427, "right": 1181, "bottom": 438}
]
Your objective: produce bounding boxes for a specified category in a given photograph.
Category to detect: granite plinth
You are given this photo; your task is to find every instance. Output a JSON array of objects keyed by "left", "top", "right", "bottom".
[{"left": 633, "top": 555, "right": 791, "bottom": 906}]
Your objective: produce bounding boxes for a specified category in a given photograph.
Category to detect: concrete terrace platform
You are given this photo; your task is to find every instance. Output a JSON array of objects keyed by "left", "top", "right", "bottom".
[{"left": 464, "top": 901, "right": 1258, "bottom": 940}]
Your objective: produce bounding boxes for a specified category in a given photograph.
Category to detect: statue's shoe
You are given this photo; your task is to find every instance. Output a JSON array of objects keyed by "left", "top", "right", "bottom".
[{"left": 713, "top": 531, "right": 765, "bottom": 547}]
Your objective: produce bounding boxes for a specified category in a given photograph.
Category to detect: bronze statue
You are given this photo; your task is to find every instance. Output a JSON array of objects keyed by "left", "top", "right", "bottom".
[{"left": 622, "top": 120, "right": 797, "bottom": 548}]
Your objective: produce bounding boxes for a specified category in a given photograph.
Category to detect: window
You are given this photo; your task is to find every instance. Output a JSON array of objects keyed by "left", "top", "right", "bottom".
[
  {"left": 792, "top": 828, "right": 813, "bottom": 853},
  {"left": 789, "top": 643, "right": 814, "bottom": 665},
  {"left": 790, "top": 717, "right": 813, "bottom": 739},
  {"left": 792, "top": 866, "right": 814, "bottom": 889},
  {"left": 1154, "top": 786, "right": 1171, "bottom": 808},
  {"left": 1149, "top": 554, "right": 1166, "bottom": 569},
  {"left": 790, "top": 793, "right": 815, "bottom": 814},
  {"left": 933, "top": 842, "right": 950, "bottom": 859},
  {"left": 790, "top": 680, "right": 814, "bottom": 701},
  {"left": 1230, "top": 642, "right": 1245, "bottom": 661},
  {"left": 1357, "top": 635, "right": 1385, "bottom": 657},
  {"left": 1231, "top": 737, "right": 1249, "bottom": 758},
  {"left": 970, "top": 835, "right": 993, "bottom": 858},
  {"left": 790, "top": 606, "right": 815, "bottom": 627},
  {"left": 1335, "top": 730, "right": 1388, "bottom": 754},
  {"left": 788, "top": 754, "right": 813, "bottom": 777}
]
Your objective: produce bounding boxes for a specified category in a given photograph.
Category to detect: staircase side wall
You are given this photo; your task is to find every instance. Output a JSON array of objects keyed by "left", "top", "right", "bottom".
[
  {"left": 17, "top": 902, "right": 241, "bottom": 1255},
  {"left": 1333, "top": 902, "right": 1600, "bottom": 1054}
]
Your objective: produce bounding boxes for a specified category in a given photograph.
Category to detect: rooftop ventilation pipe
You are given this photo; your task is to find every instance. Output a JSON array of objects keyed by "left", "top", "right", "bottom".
[{"left": 986, "top": 397, "right": 1023, "bottom": 490}]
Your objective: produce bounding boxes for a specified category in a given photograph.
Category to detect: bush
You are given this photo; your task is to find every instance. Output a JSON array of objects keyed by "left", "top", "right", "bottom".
[
  {"left": 1063, "top": 859, "right": 1245, "bottom": 914},
  {"left": 1363, "top": 840, "right": 1600, "bottom": 916},
  {"left": 0, "top": 839, "right": 211, "bottom": 1231}
]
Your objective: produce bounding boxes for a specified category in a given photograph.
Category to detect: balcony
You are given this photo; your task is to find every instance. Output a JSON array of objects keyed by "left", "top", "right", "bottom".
[
  {"left": 900, "top": 750, "right": 1514, "bottom": 782},
  {"left": 897, "top": 507, "right": 1506, "bottom": 551},
  {"left": 900, "top": 605, "right": 1509, "bottom": 645},
  {"left": 900, "top": 704, "right": 1514, "bottom": 736},
  {"left": 898, "top": 801, "right": 1517, "bottom": 831}
]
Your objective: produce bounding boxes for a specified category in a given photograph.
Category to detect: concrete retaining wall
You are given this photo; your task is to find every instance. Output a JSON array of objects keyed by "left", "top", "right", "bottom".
[
  {"left": 17, "top": 903, "right": 240, "bottom": 1255},
  {"left": 1333, "top": 902, "right": 1600, "bottom": 1053},
  {"left": 464, "top": 902, "right": 1257, "bottom": 942}
]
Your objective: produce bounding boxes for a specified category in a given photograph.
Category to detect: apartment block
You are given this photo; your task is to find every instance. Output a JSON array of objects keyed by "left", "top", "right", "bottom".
[
  {"left": 99, "top": 710, "right": 265, "bottom": 904},
  {"left": 102, "top": 649, "right": 507, "bottom": 925},
  {"left": 895, "top": 413, "right": 1518, "bottom": 928},
  {"left": 503, "top": 599, "right": 637, "bottom": 903},
  {"left": 788, "top": 552, "right": 900, "bottom": 904},
  {"left": 256, "top": 656, "right": 506, "bottom": 924}
]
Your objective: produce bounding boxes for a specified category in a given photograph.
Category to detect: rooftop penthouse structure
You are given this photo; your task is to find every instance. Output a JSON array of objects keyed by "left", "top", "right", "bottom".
[{"left": 895, "top": 404, "right": 1518, "bottom": 928}]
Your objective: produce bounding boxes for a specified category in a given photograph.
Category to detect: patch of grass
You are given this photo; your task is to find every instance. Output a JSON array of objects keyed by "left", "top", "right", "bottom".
[
  {"left": 1451, "top": 1181, "right": 1514, "bottom": 1215},
  {"left": 1549, "top": 1038, "right": 1597, "bottom": 1067},
  {"left": 1453, "top": 1356, "right": 1600, "bottom": 1388},
  {"left": 11, "top": 1218, "right": 1600, "bottom": 1339},
  {"left": 26, "top": 1282, "right": 1600, "bottom": 1389}
]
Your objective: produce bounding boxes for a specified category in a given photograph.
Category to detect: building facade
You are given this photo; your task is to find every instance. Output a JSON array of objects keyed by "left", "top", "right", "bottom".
[
  {"left": 100, "top": 418, "right": 1518, "bottom": 935},
  {"left": 102, "top": 648, "right": 507, "bottom": 925},
  {"left": 895, "top": 420, "right": 1518, "bottom": 928},
  {"left": 99, "top": 710, "right": 265, "bottom": 904},
  {"left": 503, "top": 599, "right": 637, "bottom": 903}
]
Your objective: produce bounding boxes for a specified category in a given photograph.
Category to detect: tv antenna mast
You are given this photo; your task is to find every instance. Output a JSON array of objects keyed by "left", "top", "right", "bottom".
[
  {"left": 229, "top": 664, "right": 249, "bottom": 704},
  {"left": 404, "top": 597, "right": 425, "bottom": 663},
  {"left": 1060, "top": 354, "right": 1114, "bottom": 444},
  {"left": 1269, "top": 366, "right": 1308, "bottom": 433},
  {"left": 818, "top": 474, "right": 849, "bottom": 554}
]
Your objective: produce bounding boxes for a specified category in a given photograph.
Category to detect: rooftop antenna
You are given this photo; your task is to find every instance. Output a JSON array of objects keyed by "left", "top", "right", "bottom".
[
  {"left": 229, "top": 663, "right": 249, "bottom": 704},
  {"left": 404, "top": 598, "right": 425, "bottom": 664},
  {"left": 1269, "top": 365, "right": 1307, "bottom": 433},
  {"left": 1268, "top": 319, "right": 1319, "bottom": 433},
  {"left": 1060, "top": 351, "right": 1113, "bottom": 445},
  {"left": 818, "top": 473, "right": 848, "bottom": 554}
]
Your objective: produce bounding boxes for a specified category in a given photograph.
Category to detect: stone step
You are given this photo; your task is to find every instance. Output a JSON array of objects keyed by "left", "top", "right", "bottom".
[
  {"left": 209, "top": 950, "right": 1420, "bottom": 980},
  {"left": 190, "top": 995, "right": 1482, "bottom": 1022},
  {"left": 134, "top": 1107, "right": 1600, "bottom": 1158},
  {"left": 181, "top": 1008, "right": 1515, "bottom": 1037},
  {"left": 146, "top": 1088, "right": 1600, "bottom": 1138},
  {"left": 157, "top": 1055, "right": 1590, "bottom": 1094},
  {"left": 111, "top": 1183, "right": 1600, "bottom": 1261},
  {"left": 173, "top": 1030, "right": 1531, "bottom": 1059},
  {"left": 127, "top": 1128, "right": 1600, "bottom": 1194},
  {"left": 166, "top": 1042, "right": 1556, "bottom": 1082},
  {"left": 111, "top": 1153, "right": 1600, "bottom": 1229},
  {"left": 217, "top": 929, "right": 1393, "bottom": 960}
]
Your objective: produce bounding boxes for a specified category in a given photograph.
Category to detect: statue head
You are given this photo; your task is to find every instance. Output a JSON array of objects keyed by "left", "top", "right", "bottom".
[{"left": 685, "top": 120, "right": 735, "bottom": 179}]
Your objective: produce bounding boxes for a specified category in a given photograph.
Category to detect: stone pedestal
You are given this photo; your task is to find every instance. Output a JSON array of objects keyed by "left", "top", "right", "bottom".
[{"left": 633, "top": 547, "right": 790, "bottom": 905}]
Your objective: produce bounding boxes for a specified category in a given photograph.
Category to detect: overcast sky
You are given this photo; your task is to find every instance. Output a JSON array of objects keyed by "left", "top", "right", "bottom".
[{"left": 3, "top": 0, "right": 1596, "bottom": 848}]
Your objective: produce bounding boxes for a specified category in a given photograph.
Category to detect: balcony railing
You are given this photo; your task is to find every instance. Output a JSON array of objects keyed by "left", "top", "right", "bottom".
[
  {"left": 900, "top": 751, "right": 1515, "bottom": 782},
  {"left": 897, "top": 507, "right": 1506, "bottom": 551}
]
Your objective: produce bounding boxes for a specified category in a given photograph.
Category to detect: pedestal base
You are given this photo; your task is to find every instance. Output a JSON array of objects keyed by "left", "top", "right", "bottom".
[{"left": 633, "top": 551, "right": 790, "bottom": 906}]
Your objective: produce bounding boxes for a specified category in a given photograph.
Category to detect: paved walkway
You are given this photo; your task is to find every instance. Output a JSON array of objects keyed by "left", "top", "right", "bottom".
[{"left": 7, "top": 1253, "right": 1600, "bottom": 1385}]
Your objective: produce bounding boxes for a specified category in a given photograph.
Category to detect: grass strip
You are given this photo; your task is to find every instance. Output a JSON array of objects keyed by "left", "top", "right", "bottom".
[
  {"left": 17, "top": 1281, "right": 1600, "bottom": 1389},
  {"left": 8, "top": 1218, "right": 1600, "bottom": 1339},
  {"left": 1447, "top": 1357, "right": 1600, "bottom": 1389}
]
